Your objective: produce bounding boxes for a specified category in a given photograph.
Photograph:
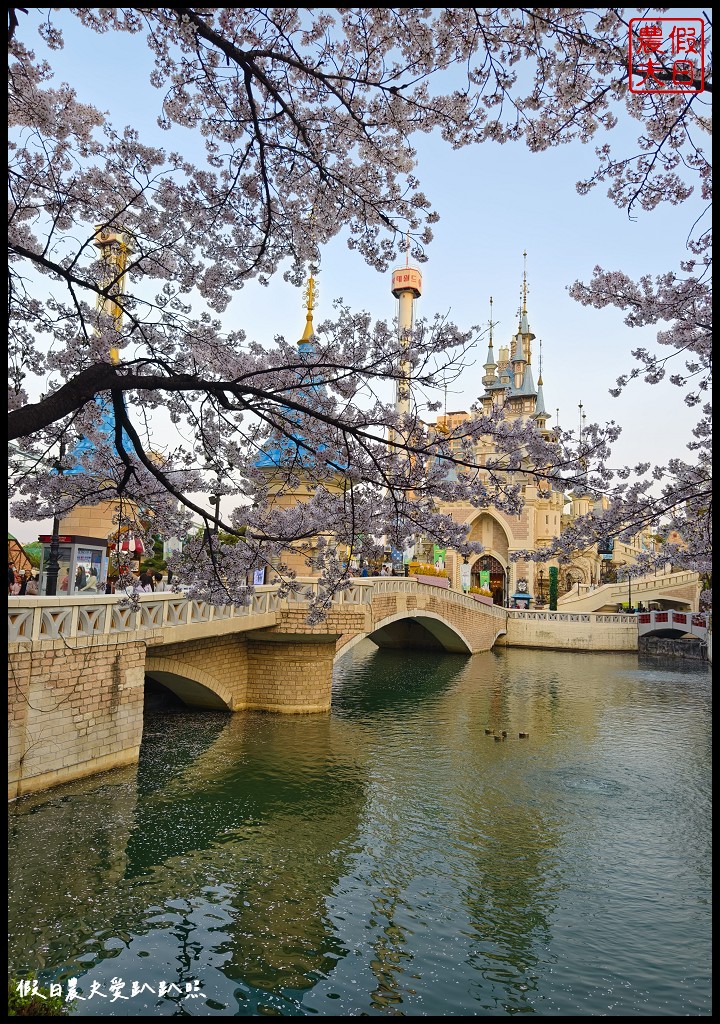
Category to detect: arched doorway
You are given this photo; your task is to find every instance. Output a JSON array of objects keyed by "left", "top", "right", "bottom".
[
  {"left": 471, "top": 554, "right": 506, "bottom": 606},
  {"left": 563, "top": 567, "right": 585, "bottom": 597}
]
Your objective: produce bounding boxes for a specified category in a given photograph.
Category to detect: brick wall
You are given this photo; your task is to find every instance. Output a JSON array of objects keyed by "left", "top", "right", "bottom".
[
  {"left": 8, "top": 634, "right": 147, "bottom": 800},
  {"left": 246, "top": 639, "right": 337, "bottom": 712}
]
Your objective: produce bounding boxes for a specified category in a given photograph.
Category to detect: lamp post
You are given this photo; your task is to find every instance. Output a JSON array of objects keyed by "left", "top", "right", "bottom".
[
  {"left": 209, "top": 493, "right": 221, "bottom": 535},
  {"left": 538, "top": 567, "right": 545, "bottom": 606},
  {"left": 45, "top": 441, "right": 66, "bottom": 597},
  {"left": 618, "top": 560, "right": 632, "bottom": 611}
]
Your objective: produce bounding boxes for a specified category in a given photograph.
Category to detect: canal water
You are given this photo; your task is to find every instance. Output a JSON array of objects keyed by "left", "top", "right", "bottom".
[{"left": 8, "top": 644, "right": 711, "bottom": 1016}]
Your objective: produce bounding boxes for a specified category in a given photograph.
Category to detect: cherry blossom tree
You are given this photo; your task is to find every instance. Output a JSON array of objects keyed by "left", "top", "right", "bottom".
[{"left": 8, "top": 8, "right": 712, "bottom": 609}]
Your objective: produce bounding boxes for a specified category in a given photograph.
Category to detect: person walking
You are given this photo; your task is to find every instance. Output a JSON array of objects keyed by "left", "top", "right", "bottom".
[
  {"left": 8, "top": 561, "right": 16, "bottom": 595},
  {"left": 80, "top": 567, "right": 99, "bottom": 591},
  {"left": 138, "top": 571, "right": 155, "bottom": 593},
  {"left": 153, "top": 572, "right": 167, "bottom": 592},
  {"left": 18, "top": 570, "right": 29, "bottom": 596}
]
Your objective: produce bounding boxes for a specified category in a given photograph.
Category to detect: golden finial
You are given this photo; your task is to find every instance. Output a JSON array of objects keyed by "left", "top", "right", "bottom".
[
  {"left": 300, "top": 269, "right": 317, "bottom": 343},
  {"left": 299, "top": 206, "right": 321, "bottom": 343},
  {"left": 489, "top": 296, "right": 494, "bottom": 346},
  {"left": 522, "top": 250, "right": 528, "bottom": 314}
]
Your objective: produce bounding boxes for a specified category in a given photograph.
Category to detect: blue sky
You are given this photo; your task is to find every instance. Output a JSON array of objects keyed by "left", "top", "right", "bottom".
[{"left": 9, "top": 10, "right": 709, "bottom": 541}]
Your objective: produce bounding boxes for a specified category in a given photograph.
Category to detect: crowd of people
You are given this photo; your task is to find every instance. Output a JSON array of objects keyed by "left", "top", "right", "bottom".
[
  {"left": 106, "top": 569, "right": 167, "bottom": 594},
  {"left": 8, "top": 560, "right": 169, "bottom": 597},
  {"left": 8, "top": 563, "right": 39, "bottom": 596}
]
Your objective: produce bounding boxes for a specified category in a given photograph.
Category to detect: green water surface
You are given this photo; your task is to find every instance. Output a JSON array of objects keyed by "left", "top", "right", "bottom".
[{"left": 8, "top": 644, "right": 712, "bottom": 1016}]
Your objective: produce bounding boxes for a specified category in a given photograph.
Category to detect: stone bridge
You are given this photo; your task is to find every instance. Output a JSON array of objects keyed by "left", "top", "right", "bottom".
[
  {"left": 637, "top": 608, "right": 709, "bottom": 640},
  {"left": 8, "top": 579, "right": 506, "bottom": 799},
  {"left": 557, "top": 569, "right": 701, "bottom": 613}
]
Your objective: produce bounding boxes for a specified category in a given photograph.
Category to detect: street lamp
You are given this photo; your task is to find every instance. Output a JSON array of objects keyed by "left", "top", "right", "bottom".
[
  {"left": 618, "top": 561, "right": 632, "bottom": 612},
  {"left": 45, "top": 441, "right": 67, "bottom": 597},
  {"left": 538, "top": 567, "right": 545, "bottom": 605},
  {"left": 209, "top": 493, "right": 221, "bottom": 535}
]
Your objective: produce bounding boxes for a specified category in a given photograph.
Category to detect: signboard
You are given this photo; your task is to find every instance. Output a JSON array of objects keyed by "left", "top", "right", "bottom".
[
  {"left": 163, "top": 536, "right": 184, "bottom": 560},
  {"left": 390, "top": 547, "right": 404, "bottom": 574},
  {"left": 478, "top": 570, "right": 490, "bottom": 591},
  {"left": 432, "top": 545, "right": 446, "bottom": 571},
  {"left": 253, "top": 568, "right": 266, "bottom": 586},
  {"left": 460, "top": 563, "right": 471, "bottom": 593}
]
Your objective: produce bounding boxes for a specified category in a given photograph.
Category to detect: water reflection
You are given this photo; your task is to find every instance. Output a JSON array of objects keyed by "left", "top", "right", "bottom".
[{"left": 8, "top": 643, "right": 711, "bottom": 1017}]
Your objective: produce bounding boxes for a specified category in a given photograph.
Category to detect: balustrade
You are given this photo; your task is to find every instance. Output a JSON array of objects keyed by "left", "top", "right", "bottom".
[{"left": 8, "top": 577, "right": 507, "bottom": 644}]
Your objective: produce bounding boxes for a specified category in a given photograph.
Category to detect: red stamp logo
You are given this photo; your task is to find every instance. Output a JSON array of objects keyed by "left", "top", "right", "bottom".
[{"left": 629, "top": 18, "right": 705, "bottom": 93}]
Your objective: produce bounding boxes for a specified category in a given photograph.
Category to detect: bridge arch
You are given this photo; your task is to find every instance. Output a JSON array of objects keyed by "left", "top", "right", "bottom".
[
  {"left": 144, "top": 655, "right": 234, "bottom": 710},
  {"left": 336, "top": 610, "right": 473, "bottom": 662}
]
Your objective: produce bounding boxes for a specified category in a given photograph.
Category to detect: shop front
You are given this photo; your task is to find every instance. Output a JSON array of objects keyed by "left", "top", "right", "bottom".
[{"left": 37, "top": 535, "right": 109, "bottom": 596}]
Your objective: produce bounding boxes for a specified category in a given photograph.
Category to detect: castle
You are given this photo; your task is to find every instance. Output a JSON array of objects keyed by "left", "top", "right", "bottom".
[{"left": 38, "top": 247, "right": 652, "bottom": 603}]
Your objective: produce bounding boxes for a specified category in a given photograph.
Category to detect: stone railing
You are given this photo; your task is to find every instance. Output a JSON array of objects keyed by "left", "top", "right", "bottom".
[
  {"left": 558, "top": 569, "right": 699, "bottom": 606},
  {"left": 9, "top": 576, "right": 507, "bottom": 644},
  {"left": 7, "top": 588, "right": 284, "bottom": 644},
  {"left": 366, "top": 576, "right": 508, "bottom": 619},
  {"left": 637, "top": 609, "right": 708, "bottom": 639},
  {"left": 508, "top": 610, "right": 637, "bottom": 624}
]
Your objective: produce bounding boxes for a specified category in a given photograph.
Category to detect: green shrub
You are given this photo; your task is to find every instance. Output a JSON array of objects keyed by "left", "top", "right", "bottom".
[{"left": 408, "top": 562, "right": 448, "bottom": 578}]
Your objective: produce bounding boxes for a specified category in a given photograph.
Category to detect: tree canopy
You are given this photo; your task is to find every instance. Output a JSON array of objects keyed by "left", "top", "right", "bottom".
[{"left": 8, "top": 8, "right": 712, "bottom": 609}]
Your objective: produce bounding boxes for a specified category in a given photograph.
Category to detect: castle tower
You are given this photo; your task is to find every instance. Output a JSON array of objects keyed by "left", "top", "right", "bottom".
[
  {"left": 390, "top": 254, "right": 422, "bottom": 423},
  {"left": 42, "top": 227, "right": 139, "bottom": 593},
  {"left": 254, "top": 268, "right": 348, "bottom": 577},
  {"left": 93, "top": 225, "right": 135, "bottom": 363}
]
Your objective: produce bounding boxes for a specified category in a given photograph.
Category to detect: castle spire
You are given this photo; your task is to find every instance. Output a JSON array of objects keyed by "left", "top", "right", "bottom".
[
  {"left": 482, "top": 297, "right": 499, "bottom": 390},
  {"left": 515, "top": 250, "right": 535, "bottom": 365},
  {"left": 299, "top": 268, "right": 317, "bottom": 346},
  {"left": 534, "top": 340, "right": 548, "bottom": 423}
]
